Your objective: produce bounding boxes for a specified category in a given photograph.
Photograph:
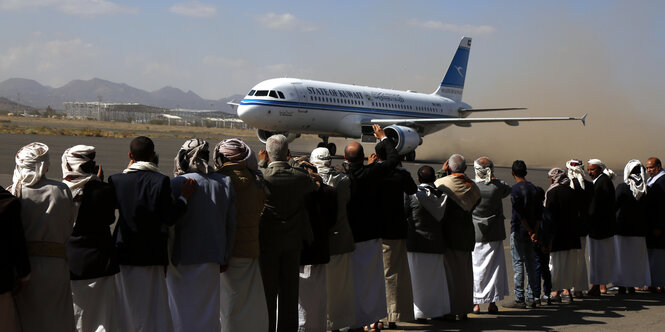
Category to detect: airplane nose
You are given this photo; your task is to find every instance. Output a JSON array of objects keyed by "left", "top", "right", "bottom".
[{"left": 237, "top": 104, "right": 259, "bottom": 126}]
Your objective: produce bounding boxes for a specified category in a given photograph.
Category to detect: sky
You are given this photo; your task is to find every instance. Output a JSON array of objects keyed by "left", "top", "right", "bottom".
[{"left": 1, "top": 0, "right": 664, "bottom": 168}]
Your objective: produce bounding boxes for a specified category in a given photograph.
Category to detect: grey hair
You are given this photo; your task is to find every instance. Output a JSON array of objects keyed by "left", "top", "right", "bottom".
[
  {"left": 266, "top": 134, "right": 289, "bottom": 161},
  {"left": 448, "top": 153, "right": 467, "bottom": 173},
  {"left": 475, "top": 156, "right": 494, "bottom": 170}
]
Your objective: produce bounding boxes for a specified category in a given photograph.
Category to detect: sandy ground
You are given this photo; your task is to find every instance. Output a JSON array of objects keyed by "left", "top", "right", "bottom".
[{"left": 1, "top": 130, "right": 663, "bottom": 331}]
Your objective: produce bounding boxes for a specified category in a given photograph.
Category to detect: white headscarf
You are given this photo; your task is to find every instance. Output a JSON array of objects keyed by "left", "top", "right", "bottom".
[
  {"left": 624, "top": 159, "right": 647, "bottom": 200},
  {"left": 566, "top": 159, "right": 586, "bottom": 189},
  {"left": 123, "top": 161, "right": 161, "bottom": 174},
  {"left": 310, "top": 147, "right": 332, "bottom": 172},
  {"left": 473, "top": 157, "right": 493, "bottom": 184},
  {"left": 61, "top": 145, "right": 98, "bottom": 199},
  {"left": 587, "top": 158, "right": 616, "bottom": 180},
  {"left": 9, "top": 142, "right": 50, "bottom": 197}
]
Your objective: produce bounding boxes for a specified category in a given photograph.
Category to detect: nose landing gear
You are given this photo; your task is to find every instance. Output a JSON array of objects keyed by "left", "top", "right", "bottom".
[{"left": 317, "top": 135, "right": 337, "bottom": 156}]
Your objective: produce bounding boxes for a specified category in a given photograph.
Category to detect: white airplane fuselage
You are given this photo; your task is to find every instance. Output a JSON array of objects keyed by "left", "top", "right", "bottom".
[{"left": 237, "top": 78, "right": 471, "bottom": 139}]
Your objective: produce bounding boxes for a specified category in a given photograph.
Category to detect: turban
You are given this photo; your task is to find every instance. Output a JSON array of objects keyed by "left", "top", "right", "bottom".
[
  {"left": 173, "top": 138, "right": 213, "bottom": 177},
  {"left": 624, "top": 159, "right": 647, "bottom": 200},
  {"left": 61, "top": 145, "right": 98, "bottom": 199},
  {"left": 213, "top": 138, "right": 258, "bottom": 171},
  {"left": 10, "top": 142, "right": 50, "bottom": 197},
  {"left": 473, "top": 157, "right": 493, "bottom": 184},
  {"left": 587, "top": 158, "right": 616, "bottom": 180},
  {"left": 545, "top": 167, "right": 570, "bottom": 205},
  {"left": 566, "top": 159, "right": 586, "bottom": 189}
]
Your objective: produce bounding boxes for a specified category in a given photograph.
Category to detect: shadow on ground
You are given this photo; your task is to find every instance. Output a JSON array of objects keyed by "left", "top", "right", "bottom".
[{"left": 397, "top": 293, "right": 665, "bottom": 331}]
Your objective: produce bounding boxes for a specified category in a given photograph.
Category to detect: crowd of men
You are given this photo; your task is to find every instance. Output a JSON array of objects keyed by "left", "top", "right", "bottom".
[{"left": 1, "top": 123, "right": 664, "bottom": 332}]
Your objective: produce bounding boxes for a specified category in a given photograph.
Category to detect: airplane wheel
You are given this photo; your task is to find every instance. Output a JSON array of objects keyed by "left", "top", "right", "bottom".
[
  {"left": 405, "top": 150, "right": 416, "bottom": 162},
  {"left": 326, "top": 143, "right": 337, "bottom": 156},
  {"left": 316, "top": 142, "right": 326, "bottom": 148}
]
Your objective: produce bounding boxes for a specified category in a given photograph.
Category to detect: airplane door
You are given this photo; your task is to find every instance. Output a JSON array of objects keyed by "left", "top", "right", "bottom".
[{"left": 291, "top": 82, "right": 314, "bottom": 129}]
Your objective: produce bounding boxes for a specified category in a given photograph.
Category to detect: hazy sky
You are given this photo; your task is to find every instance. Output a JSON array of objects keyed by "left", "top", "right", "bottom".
[{"left": 1, "top": 0, "right": 664, "bottom": 168}]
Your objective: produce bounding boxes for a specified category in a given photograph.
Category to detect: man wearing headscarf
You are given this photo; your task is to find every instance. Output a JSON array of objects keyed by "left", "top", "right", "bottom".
[
  {"left": 214, "top": 138, "right": 269, "bottom": 332},
  {"left": 62, "top": 145, "right": 120, "bottom": 332},
  {"left": 9, "top": 142, "right": 77, "bottom": 332},
  {"left": 435, "top": 154, "right": 480, "bottom": 320},
  {"left": 309, "top": 147, "right": 357, "bottom": 332},
  {"left": 110, "top": 136, "right": 197, "bottom": 332},
  {"left": 586, "top": 159, "right": 616, "bottom": 296},
  {"left": 405, "top": 165, "right": 450, "bottom": 320},
  {"left": 257, "top": 134, "right": 318, "bottom": 332},
  {"left": 166, "top": 138, "right": 236, "bottom": 332},
  {"left": 614, "top": 160, "right": 651, "bottom": 294},
  {"left": 506, "top": 160, "right": 541, "bottom": 308},
  {"left": 645, "top": 157, "right": 665, "bottom": 290},
  {"left": 565, "top": 159, "right": 592, "bottom": 298},
  {"left": 545, "top": 168, "right": 585, "bottom": 303},
  {"left": 0, "top": 186, "right": 30, "bottom": 332},
  {"left": 471, "top": 157, "right": 511, "bottom": 314}
]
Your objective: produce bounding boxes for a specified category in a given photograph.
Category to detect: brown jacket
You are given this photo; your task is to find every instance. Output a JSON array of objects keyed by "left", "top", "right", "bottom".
[{"left": 219, "top": 162, "right": 266, "bottom": 258}]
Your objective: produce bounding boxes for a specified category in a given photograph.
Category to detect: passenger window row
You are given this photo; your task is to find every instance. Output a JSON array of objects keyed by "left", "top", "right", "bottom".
[
  {"left": 248, "top": 90, "right": 285, "bottom": 99},
  {"left": 309, "top": 95, "right": 365, "bottom": 106}
]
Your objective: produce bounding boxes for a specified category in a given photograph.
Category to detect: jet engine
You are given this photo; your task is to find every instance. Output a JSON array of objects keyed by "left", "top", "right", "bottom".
[
  {"left": 384, "top": 125, "right": 422, "bottom": 161},
  {"left": 257, "top": 129, "right": 300, "bottom": 144}
]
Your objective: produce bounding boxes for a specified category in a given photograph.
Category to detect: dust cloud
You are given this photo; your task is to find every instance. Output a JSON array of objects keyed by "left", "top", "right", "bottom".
[{"left": 416, "top": 7, "right": 665, "bottom": 173}]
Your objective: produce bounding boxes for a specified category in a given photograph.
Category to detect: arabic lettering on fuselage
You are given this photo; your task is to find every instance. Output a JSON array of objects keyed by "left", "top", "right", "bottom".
[
  {"left": 372, "top": 92, "right": 404, "bottom": 103},
  {"left": 306, "top": 87, "right": 363, "bottom": 100}
]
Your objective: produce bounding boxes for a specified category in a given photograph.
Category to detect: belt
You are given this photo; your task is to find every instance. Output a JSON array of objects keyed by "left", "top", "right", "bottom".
[{"left": 26, "top": 241, "right": 67, "bottom": 259}]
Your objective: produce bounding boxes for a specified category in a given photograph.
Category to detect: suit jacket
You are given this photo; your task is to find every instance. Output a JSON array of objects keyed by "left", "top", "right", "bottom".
[
  {"left": 405, "top": 185, "right": 446, "bottom": 254},
  {"left": 344, "top": 139, "right": 399, "bottom": 242},
  {"left": 259, "top": 161, "right": 318, "bottom": 252},
  {"left": 588, "top": 174, "right": 616, "bottom": 239},
  {"left": 571, "top": 178, "right": 594, "bottom": 237},
  {"left": 615, "top": 183, "right": 648, "bottom": 237},
  {"left": 67, "top": 180, "right": 120, "bottom": 280},
  {"left": 472, "top": 179, "right": 512, "bottom": 242},
  {"left": 647, "top": 175, "right": 665, "bottom": 248},
  {"left": 378, "top": 167, "right": 417, "bottom": 239},
  {"left": 300, "top": 183, "right": 337, "bottom": 265},
  {"left": 0, "top": 188, "right": 30, "bottom": 294},
  {"left": 109, "top": 170, "right": 187, "bottom": 266},
  {"left": 546, "top": 185, "right": 582, "bottom": 252}
]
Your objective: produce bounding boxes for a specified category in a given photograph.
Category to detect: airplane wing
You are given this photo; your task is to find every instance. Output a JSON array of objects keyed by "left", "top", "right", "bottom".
[
  {"left": 227, "top": 100, "right": 240, "bottom": 110},
  {"left": 366, "top": 113, "right": 587, "bottom": 127}
]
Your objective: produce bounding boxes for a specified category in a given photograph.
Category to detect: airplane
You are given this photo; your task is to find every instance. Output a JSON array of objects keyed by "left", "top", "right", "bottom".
[{"left": 230, "top": 36, "right": 586, "bottom": 161}]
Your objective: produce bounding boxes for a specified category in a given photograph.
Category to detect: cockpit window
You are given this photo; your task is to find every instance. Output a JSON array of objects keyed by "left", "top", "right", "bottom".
[
  {"left": 254, "top": 90, "right": 269, "bottom": 97},
  {"left": 277, "top": 91, "right": 285, "bottom": 99},
  {"left": 248, "top": 90, "right": 256, "bottom": 96},
  {"left": 269, "top": 90, "right": 278, "bottom": 98}
]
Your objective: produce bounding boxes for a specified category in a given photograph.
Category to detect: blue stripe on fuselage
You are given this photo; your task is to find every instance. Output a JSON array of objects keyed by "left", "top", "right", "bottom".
[{"left": 239, "top": 98, "right": 451, "bottom": 119}]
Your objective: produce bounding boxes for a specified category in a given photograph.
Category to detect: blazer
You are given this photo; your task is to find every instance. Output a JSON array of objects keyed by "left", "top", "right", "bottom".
[
  {"left": 300, "top": 183, "right": 337, "bottom": 265},
  {"left": 0, "top": 188, "right": 30, "bottom": 294},
  {"left": 405, "top": 185, "right": 446, "bottom": 254},
  {"left": 545, "top": 185, "right": 582, "bottom": 252},
  {"left": 571, "top": 178, "right": 594, "bottom": 237},
  {"left": 109, "top": 170, "right": 187, "bottom": 266},
  {"left": 67, "top": 180, "right": 120, "bottom": 280},
  {"left": 344, "top": 139, "right": 399, "bottom": 242},
  {"left": 378, "top": 167, "right": 418, "bottom": 240},
  {"left": 647, "top": 175, "right": 665, "bottom": 248},
  {"left": 588, "top": 174, "right": 616, "bottom": 239},
  {"left": 615, "top": 183, "right": 648, "bottom": 237},
  {"left": 472, "top": 179, "right": 512, "bottom": 243},
  {"left": 259, "top": 161, "right": 318, "bottom": 252}
]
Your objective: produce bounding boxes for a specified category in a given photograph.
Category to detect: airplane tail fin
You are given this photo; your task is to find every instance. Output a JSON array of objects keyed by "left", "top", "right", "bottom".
[{"left": 434, "top": 36, "right": 472, "bottom": 102}]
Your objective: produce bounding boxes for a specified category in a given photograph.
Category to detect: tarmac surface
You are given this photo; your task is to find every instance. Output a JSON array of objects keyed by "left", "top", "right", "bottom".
[{"left": 2, "top": 132, "right": 664, "bottom": 331}]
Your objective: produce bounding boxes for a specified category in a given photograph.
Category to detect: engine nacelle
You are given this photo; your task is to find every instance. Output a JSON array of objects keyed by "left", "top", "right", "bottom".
[
  {"left": 384, "top": 125, "right": 423, "bottom": 155},
  {"left": 257, "top": 129, "right": 300, "bottom": 144}
]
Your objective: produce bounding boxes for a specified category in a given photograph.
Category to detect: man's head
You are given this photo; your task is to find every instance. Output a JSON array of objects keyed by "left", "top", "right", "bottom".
[
  {"left": 266, "top": 134, "right": 289, "bottom": 162},
  {"left": 646, "top": 157, "right": 662, "bottom": 178},
  {"left": 448, "top": 154, "right": 466, "bottom": 173},
  {"left": 587, "top": 158, "right": 606, "bottom": 180},
  {"left": 374, "top": 143, "right": 387, "bottom": 161},
  {"left": 344, "top": 142, "right": 364, "bottom": 163},
  {"left": 129, "top": 136, "right": 155, "bottom": 162},
  {"left": 512, "top": 160, "right": 528, "bottom": 178},
  {"left": 417, "top": 165, "right": 436, "bottom": 184}
]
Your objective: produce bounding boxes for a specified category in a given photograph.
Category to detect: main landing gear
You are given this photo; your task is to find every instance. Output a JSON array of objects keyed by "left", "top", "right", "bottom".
[
  {"left": 404, "top": 150, "right": 416, "bottom": 162},
  {"left": 317, "top": 135, "right": 337, "bottom": 156}
]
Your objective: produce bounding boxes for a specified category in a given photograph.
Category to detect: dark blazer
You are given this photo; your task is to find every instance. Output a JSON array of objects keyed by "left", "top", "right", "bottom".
[
  {"left": 647, "top": 175, "right": 665, "bottom": 248},
  {"left": 405, "top": 186, "right": 445, "bottom": 254},
  {"left": 571, "top": 178, "right": 594, "bottom": 237},
  {"left": 379, "top": 168, "right": 418, "bottom": 240},
  {"left": 615, "top": 183, "right": 648, "bottom": 237},
  {"left": 67, "top": 180, "right": 120, "bottom": 280},
  {"left": 441, "top": 199, "right": 476, "bottom": 252},
  {"left": 546, "top": 185, "right": 582, "bottom": 252},
  {"left": 300, "top": 184, "right": 337, "bottom": 265},
  {"left": 109, "top": 170, "right": 187, "bottom": 266},
  {"left": 344, "top": 139, "right": 399, "bottom": 242},
  {"left": 588, "top": 174, "right": 616, "bottom": 239},
  {"left": 0, "top": 188, "right": 30, "bottom": 294}
]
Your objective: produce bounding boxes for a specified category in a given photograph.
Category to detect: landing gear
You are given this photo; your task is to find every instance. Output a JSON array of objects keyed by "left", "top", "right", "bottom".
[
  {"left": 317, "top": 135, "right": 337, "bottom": 156},
  {"left": 405, "top": 150, "right": 416, "bottom": 162}
]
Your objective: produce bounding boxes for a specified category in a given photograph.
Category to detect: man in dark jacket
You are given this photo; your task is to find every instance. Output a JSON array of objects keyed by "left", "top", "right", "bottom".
[
  {"left": 646, "top": 157, "right": 665, "bottom": 289},
  {"left": 110, "top": 136, "right": 197, "bottom": 332},
  {"left": 565, "top": 159, "right": 592, "bottom": 298},
  {"left": 376, "top": 148, "right": 417, "bottom": 327},
  {"left": 0, "top": 187, "right": 30, "bottom": 332},
  {"left": 586, "top": 159, "right": 616, "bottom": 296},
  {"left": 344, "top": 124, "right": 398, "bottom": 332}
]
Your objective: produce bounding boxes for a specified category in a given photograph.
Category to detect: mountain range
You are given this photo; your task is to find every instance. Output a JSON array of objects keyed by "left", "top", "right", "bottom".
[{"left": 0, "top": 78, "right": 243, "bottom": 114}]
